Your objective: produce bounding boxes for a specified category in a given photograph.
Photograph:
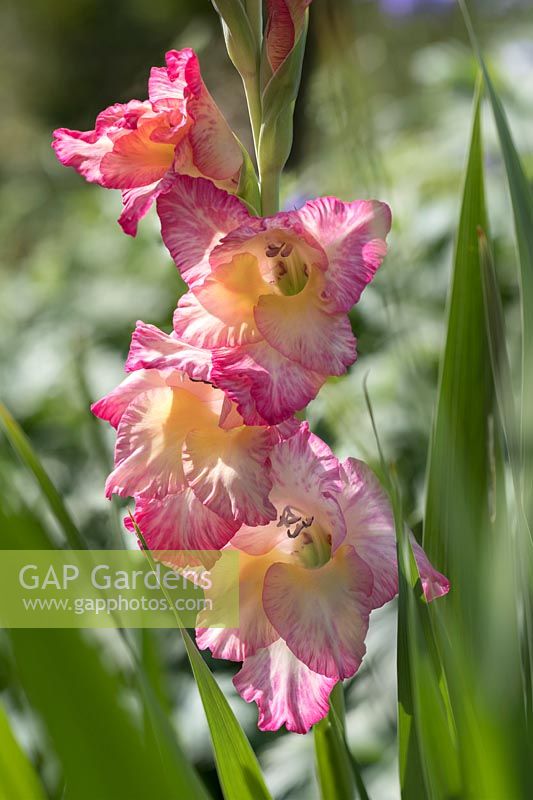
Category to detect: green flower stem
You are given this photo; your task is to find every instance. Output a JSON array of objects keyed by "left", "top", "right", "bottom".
[
  {"left": 260, "top": 167, "right": 280, "bottom": 215},
  {"left": 243, "top": 73, "right": 262, "bottom": 164}
]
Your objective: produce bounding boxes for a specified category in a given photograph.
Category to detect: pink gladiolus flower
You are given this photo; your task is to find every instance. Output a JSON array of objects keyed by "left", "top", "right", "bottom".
[
  {"left": 92, "top": 321, "right": 298, "bottom": 550},
  {"left": 265, "top": 1, "right": 312, "bottom": 73},
  {"left": 157, "top": 175, "right": 391, "bottom": 424},
  {"left": 196, "top": 426, "right": 449, "bottom": 733},
  {"left": 52, "top": 49, "right": 243, "bottom": 236}
]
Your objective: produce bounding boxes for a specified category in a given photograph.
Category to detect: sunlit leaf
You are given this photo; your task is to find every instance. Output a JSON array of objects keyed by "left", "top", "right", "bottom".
[
  {"left": 458, "top": 0, "right": 533, "bottom": 520},
  {"left": 314, "top": 684, "right": 370, "bottom": 800},
  {"left": 423, "top": 79, "right": 491, "bottom": 594}
]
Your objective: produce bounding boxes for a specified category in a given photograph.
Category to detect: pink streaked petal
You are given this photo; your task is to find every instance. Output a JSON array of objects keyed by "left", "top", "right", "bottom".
[
  {"left": 234, "top": 639, "right": 336, "bottom": 734},
  {"left": 265, "top": 0, "right": 294, "bottom": 73},
  {"left": 118, "top": 180, "right": 165, "bottom": 236},
  {"left": 128, "top": 489, "right": 238, "bottom": 552},
  {"left": 159, "top": 49, "right": 243, "bottom": 181},
  {"left": 173, "top": 292, "right": 250, "bottom": 351},
  {"left": 94, "top": 100, "right": 152, "bottom": 135},
  {"left": 106, "top": 380, "right": 220, "bottom": 499},
  {"left": 211, "top": 340, "right": 326, "bottom": 425},
  {"left": 340, "top": 458, "right": 450, "bottom": 605},
  {"left": 263, "top": 545, "right": 373, "bottom": 680},
  {"left": 265, "top": 1, "right": 312, "bottom": 73},
  {"left": 148, "top": 49, "right": 193, "bottom": 107},
  {"left": 183, "top": 425, "right": 276, "bottom": 526},
  {"left": 297, "top": 197, "right": 392, "bottom": 312},
  {"left": 174, "top": 253, "right": 270, "bottom": 348},
  {"left": 268, "top": 425, "right": 346, "bottom": 550},
  {"left": 270, "top": 423, "right": 342, "bottom": 488},
  {"left": 157, "top": 176, "right": 250, "bottom": 288},
  {"left": 188, "top": 95, "right": 243, "bottom": 183},
  {"left": 100, "top": 116, "right": 178, "bottom": 189},
  {"left": 254, "top": 288, "right": 357, "bottom": 374},
  {"left": 410, "top": 538, "right": 451, "bottom": 602},
  {"left": 125, "top": 320, "right": 211, "bottom": 381},
  {"left": 52, "top": 127, "right": 113, "bottom": 184},
  {"left": 196, "top": 551, "right": 280, "bottom": 661},
  {"left": 91, "top": 369, "right": 170, "bottom": 429}
]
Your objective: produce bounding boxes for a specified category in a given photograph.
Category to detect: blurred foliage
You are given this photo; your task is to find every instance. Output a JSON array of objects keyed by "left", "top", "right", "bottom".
[{"left": 1, "top": 0, "right": 532, "bottom": 798}]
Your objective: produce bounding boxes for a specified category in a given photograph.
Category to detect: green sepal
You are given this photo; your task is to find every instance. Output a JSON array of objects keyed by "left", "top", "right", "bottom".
[
  {"left": 236, "top": 137, "right": 261, "bottom": 214},
  {"left": 211, "top": 0, "right": 258, "bottom": 80}
]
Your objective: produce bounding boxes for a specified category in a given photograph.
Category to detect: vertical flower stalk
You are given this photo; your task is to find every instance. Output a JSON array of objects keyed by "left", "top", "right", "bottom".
[{"left": 214, "top": 0, "right": 311, "bottom": 214}]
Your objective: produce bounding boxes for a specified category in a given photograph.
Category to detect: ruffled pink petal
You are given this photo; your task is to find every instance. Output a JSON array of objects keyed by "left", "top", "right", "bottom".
[
  {"left": 52, "top": 127, "right": 113, "bottom": 184},
  {"left": 296, "top": 197, "right": 392, "bottom": 312},
  {"left": 105, "top": 378, "right": 221, "bottom": 499},
  {"left": 196, "top": 550, "right": 280, "bottom": 661},
  {"left": 118, "top": 180, "right": 166, "bottom": 236},
  {"left": 91, "top": 369, "right": 170, "bottom": 429},
  {"left": 94, "top": 100, "right": 152, "bottom": 134},
  {"left": 157, "top": 176, "right": 250, "bottom": 288},
  {"left": 52, "top": 100, "right": 154, "bottom": 185},
  {"left": 254, "top": 289, "right": 356, "bottom": 374},
  {"left": 127, "top": 489, "right": 238, "bottom": 552},
  {"left": 229, "top": 427, "right": 345, "bottom": 559},
  {"left": 148, "top": 49, "right": 191, "bottom": 107},
  {"left": 233, "top": 638, "right": 336, "bottom": 734},
  {"left": 270, "top": 424, "right": 346, "bottom": 544},
  {"left": 125, "top": 320, "right": 211, "bottom": 381},
  {"left": 340, "top": 458, "right": 450, "bottom": 605},
  {"left": 159, "top": 48, "right": 243, "bottom": 181},
  {"left": 263, "top": 545, "right": 373, "bottom": 680},
  {"left": 100, "top": 117, "right": 179, "bottom": 189},
  {"left": 182, "top": 425, "right": 277, "bottom": 526},
  {"left": 265, "top": 1, "right": 312, "bottom": 73},
  {"left": 211, "top": 340, "right": 326, "bottom": 425}
]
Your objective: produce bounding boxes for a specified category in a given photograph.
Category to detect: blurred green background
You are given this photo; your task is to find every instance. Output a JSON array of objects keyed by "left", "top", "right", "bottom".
[{"left": 0, "top": 0, "right": 532, "bottom": 797}]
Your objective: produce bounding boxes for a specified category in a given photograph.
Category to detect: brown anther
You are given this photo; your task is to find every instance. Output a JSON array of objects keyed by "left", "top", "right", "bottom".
[
  {"left": 277, "top": 505, "right": 301, "bottom": 528},
  {"left": 265, "top": 243, "right": 283, "bottom": 258},
  {"left": 280, "top": 243, "right": 293, "bottom": 258},
  {"left": 286, "top": 516, "right": 314, "bottom": 540},
  {"left": 275, "top": 261, "right": 287, "bottom": 277}
]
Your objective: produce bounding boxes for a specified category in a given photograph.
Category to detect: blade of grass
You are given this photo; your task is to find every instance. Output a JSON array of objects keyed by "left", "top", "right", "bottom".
[
  {"left": 0, "top": 702, "right": 47, "bottom": 800},
  {"left": 396, "top": 505, "right": 460, "bottom": 800},
  {"left": 458, "top": 0, "right": 533, "bottom": 520},
  {"left": 0, "top": 401, "right": 85, "bottom": 550},
  {"left": 479, "top": 229, "right": 533, "bottom": 717},
  {"left": 314, "top": 683, "right": 370, "bottom": 800},
  {"left": 423, "top": 78, "right": 492, "bottom": 606},
  {"left": 132, "top": 517, "right": 273, "bottom": 800},
  {"left": 363, "top": 382, "right": 460, "bottom": 799},
  {"left": 478, "top": 228, "right": 530, "bottom": 536}
]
